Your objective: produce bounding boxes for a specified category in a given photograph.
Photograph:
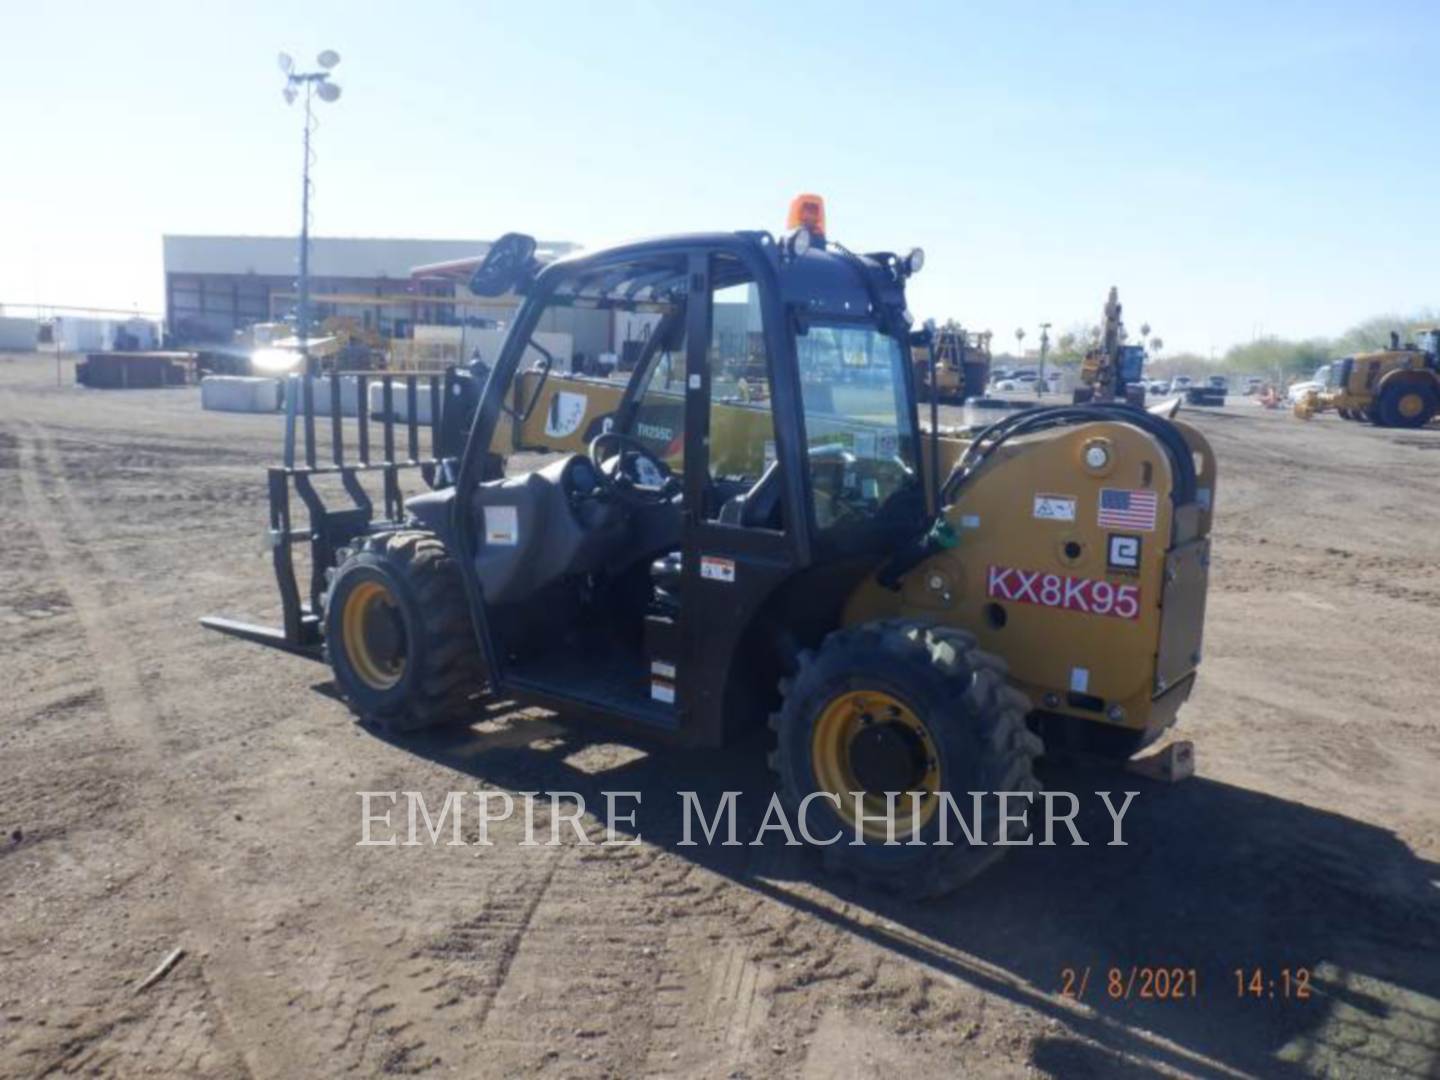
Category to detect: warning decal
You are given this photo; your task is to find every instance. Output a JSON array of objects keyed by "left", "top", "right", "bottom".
[
  {"left": 484, "top": 505, "right": 519, "bottom": 546},
  {"left": 700, "top": 555, "right": 736, "bottom": 583},
  {"left": 987, "top": 565, "right": 1141, "bottom": 620},
  {"left": 1032, "top": 494, "right": 1077, "bottom": 522}
]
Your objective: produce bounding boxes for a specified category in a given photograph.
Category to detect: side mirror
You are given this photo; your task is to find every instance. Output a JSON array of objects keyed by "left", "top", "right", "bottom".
[{"left": 469, "top": 233, "right": 539, "bottom": 297}]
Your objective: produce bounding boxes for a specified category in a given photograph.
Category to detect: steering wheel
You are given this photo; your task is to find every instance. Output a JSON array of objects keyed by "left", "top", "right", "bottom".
[
  {"left": 588, "top": 431, "right": 678, "bottom": 503},
  {"left": 808, "top": 443, "right": 914, "bottom": 526}
]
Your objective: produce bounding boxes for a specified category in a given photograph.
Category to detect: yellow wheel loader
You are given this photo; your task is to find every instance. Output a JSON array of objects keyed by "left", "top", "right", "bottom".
[
  {"left": 204, "top": 197, "right": 1215, "bottom": 896},
  {"left": 1294, "top": 329, "right": 1440, "bottom": 427}
]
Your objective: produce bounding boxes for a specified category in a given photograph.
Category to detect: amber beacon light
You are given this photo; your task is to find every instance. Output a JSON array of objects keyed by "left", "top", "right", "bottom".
[{"left": 786, "top": 193, "right": 827, "bottom": 237}]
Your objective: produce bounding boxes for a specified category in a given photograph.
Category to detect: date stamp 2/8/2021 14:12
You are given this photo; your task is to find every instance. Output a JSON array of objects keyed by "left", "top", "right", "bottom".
[{"left": 1059, "top": 966, "right": 1314, "bottom": 1003}]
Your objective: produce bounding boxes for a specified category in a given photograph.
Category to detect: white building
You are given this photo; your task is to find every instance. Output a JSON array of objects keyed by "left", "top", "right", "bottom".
[
  {"left": 0, "top": 316, "right": 40, "bottom": 351},
  {"left": 162, "top": 234, "right": 576, "bottom": 345},
  {"left": 0, "top": 311, "right": 160, "bottom": 353}
]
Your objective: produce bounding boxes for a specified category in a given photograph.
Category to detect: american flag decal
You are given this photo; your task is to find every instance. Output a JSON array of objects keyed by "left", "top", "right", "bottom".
[{"left": 1097, "top": 488, "right": 1158, "bottom": 531}]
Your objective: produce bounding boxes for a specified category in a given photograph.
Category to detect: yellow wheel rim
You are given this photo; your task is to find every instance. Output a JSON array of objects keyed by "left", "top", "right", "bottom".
[
  {"left": 811, "top": 689, "right": 941, "bottom": 841},
  {"left": 341, "top": 580, "right": 406, "bottom": 690},
  {"left": 1399, "top": 392, "right": 1424, "bottom": 419}
]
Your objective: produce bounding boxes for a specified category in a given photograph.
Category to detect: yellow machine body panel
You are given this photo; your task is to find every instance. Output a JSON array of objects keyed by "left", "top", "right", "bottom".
[
  {"left": 502, "top": 369, "right": 807, "bottom": 477},
  {"left": 501, "top": 370, "right": 628, "bottom": 456},
  {"left": 847, "top": 417, "right": 1216, "bottom": 738},
  {"left": 503, "top": 368, "right": 977, "bottom": 507},
  {"left": 1345, "top": 350, "right": 1429, "bottom": 396}
]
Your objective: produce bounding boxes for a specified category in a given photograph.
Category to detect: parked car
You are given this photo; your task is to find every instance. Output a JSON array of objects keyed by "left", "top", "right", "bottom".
[
  {"left": 1171, "top": 375, "right": 1194, "bottom": 391},
  {"left": 1148, "top": 379, "right": 1172, "bottom": 395},
  {"left": 1243, "top": 375, "right": 1263, "bottom": 395}
]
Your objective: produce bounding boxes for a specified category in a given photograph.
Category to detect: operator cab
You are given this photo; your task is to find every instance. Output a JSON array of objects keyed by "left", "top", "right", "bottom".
[
  {"left": 1416, "top": 328, "right": 1440, "bottom": 361},
  {"left": 443, "top": 198, "right": 929, "bottom": 744}
]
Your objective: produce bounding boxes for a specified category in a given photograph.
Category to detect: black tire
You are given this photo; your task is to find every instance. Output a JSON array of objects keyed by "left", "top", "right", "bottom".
[
  {"left": 769, "top": 619, "right": 1042, "bottom": 897},
  {"left": 1377, "top": 381, "right": 1437, "bottom": 429},
  {"left": 324, "top": 530, "right": 484, "bottom": 733}
]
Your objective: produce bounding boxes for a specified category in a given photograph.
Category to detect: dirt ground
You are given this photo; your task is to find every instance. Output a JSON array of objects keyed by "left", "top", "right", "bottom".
[{"left": 1, "top": 353, "right": 1437, "bottom": 1079}]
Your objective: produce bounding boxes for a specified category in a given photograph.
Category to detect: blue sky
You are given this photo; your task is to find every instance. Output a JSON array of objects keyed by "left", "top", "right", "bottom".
[{"left": 2, "top": 0, "right": 1436, "bottom": 354}]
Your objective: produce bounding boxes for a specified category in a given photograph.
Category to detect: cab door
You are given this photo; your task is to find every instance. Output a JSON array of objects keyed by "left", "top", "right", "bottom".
[{"left": 674, "top": 250, "right": 811, "bottom": 745}]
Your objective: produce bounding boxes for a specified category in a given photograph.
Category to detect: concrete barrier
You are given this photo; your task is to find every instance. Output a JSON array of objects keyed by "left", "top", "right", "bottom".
[
  {"left": 367, "top": 379, "right": 437, "bottom": 424},
  {"left": 308, "top": 375, "right": 362, "bottom": 417},
  {"left": 201, "top": 376, "right": 282, "bottom": 413}
]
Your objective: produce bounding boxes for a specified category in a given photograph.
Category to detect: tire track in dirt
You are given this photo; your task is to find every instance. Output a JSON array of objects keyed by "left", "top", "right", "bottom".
[
  {"left": 14, "top": 415, "right": 506, "bottom": 1076},
  {"left": 12, "top": 402, "right": 797, "bottom": 1076},
  {"left": 10, "top": 415, "right": 327, "bottom": 1078}
]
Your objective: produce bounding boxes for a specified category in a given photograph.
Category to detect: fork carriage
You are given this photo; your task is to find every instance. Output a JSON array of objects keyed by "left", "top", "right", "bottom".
[{"left": 202, "top": 367, "right": 474, "bottom": 658}]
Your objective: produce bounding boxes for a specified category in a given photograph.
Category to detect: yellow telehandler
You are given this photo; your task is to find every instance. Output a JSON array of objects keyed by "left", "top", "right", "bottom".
[{"left": 204, "top": 197, "right": 1215, "bottom": 895}]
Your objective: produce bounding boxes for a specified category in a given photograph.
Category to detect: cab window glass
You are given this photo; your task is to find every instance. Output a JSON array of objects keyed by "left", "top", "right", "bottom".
[
  {"left": 795, "top": 323, "right": 917, "bottom": 530},
  {"left": 632, "top": 310, "right": 687, "bottom": 469},
  {"left": 499, "top": 293, "right": 601, "bottom": 476},
  {"left": 708, "top": 280, "right": 776, "bottom": 484}
]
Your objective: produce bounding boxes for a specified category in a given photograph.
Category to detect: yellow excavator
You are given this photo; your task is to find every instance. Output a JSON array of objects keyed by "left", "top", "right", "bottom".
[{"left": 1074, "top": 287, "right": 1149, "bottom": 407}]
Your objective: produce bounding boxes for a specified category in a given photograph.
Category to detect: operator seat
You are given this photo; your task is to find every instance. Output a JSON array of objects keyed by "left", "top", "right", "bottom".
[{"left": 648, "top": 460, "right": 783, "bottom": 612}]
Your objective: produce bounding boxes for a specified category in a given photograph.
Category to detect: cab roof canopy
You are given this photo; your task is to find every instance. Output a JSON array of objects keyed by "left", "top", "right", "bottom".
[{"left": 534, "top": 230, "right": 909, "bottom": 321}]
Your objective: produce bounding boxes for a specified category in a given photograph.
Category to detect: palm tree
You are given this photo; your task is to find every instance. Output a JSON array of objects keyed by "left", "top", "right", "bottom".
[
  {"left": 1140, "top": 322, "right": 1151, "bottom": 341},
  {"left": 1015, "top": 327, "right": 1026, "bottom": 356},
  {"left": 1150, "top": 336, "right": 1164, "bottom": 357}
]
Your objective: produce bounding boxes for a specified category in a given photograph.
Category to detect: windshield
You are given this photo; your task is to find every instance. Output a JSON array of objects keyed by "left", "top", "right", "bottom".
[{"left": 794, "top": 323, "right": 918, "bottom": 530}]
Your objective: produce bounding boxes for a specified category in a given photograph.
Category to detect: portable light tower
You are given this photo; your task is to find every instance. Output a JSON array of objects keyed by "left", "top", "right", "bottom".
[{"left": 279, "top": 49, "right": 342, "bottom": 373}]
